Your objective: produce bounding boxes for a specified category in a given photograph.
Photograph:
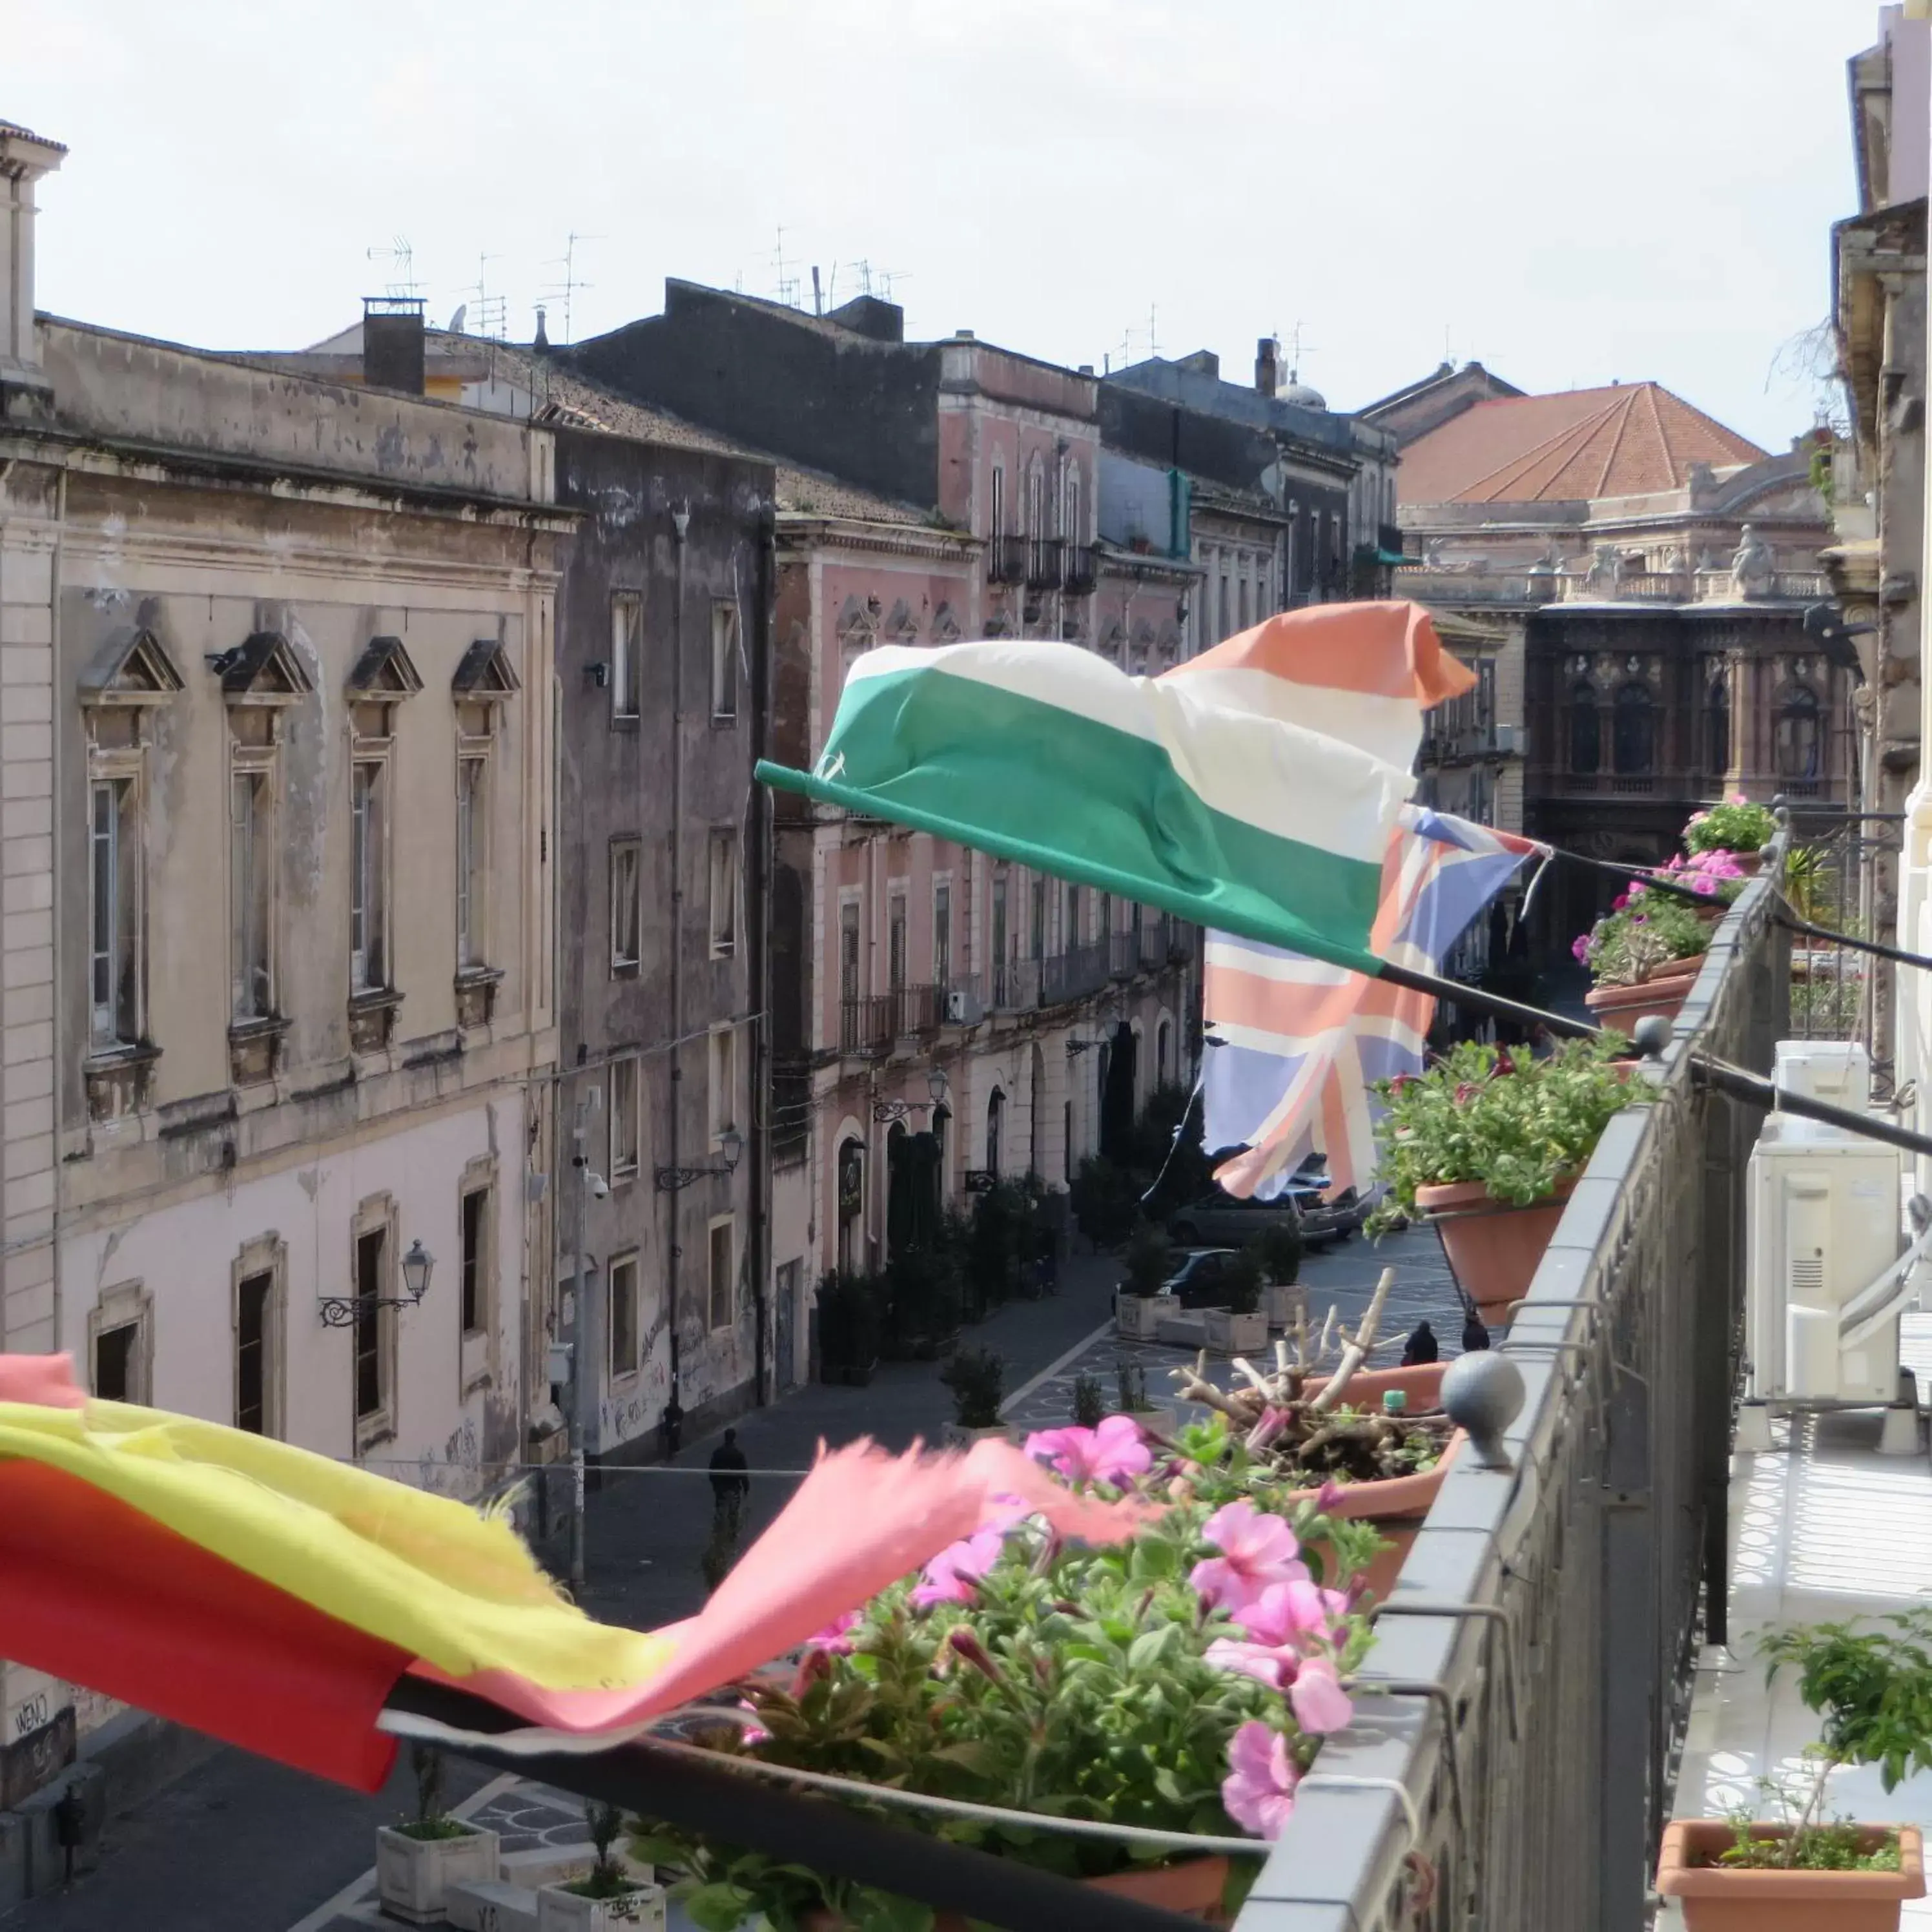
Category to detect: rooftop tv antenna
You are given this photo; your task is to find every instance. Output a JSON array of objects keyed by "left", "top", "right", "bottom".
[
  {"left": 365, "top": 236, "right": 420, "bottom": 301},
  {"left": 1285, "top": 318, "right": 1317, "bottom": 380},
  {"left": 542, "top": 231, "right": 602, "bottom": 345},
  {"left": 462, "top": 252, "right": 508, "bottom": 342},
  {"left": 772, "top": 225, "right": 801, "bottom": 310}
]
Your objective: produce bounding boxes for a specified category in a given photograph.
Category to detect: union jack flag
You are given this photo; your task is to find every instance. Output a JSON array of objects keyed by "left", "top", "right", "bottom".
[{"left": 1202, "top": 807, "right": 1543, "bottom": 1202}]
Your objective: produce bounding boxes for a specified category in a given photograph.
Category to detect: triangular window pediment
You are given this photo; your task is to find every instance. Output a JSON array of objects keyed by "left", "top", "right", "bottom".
[
  {"left": 221, "top": 631, "right": 313, "bottom": 704},
  {"left": 345, "top": 635, "right": 424, "bottom": 699},
  {"left": 451, "top": 638, "right": 520, "bottom": 700},
  {"left": 885, "top": 600, "right": 920, "bottom": 644},
  {"left": 931, "top": 602, "right": 961, "bottom": 644},
  {"left": 80, "top": 626, "right": 185, "bottom": 707}
]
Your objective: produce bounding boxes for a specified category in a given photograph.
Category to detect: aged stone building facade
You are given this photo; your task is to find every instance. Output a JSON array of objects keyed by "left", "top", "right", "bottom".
[
  {"left": 560, "top": 284, "right": 1197, "bottom": 1308},
  {"left": 1827, "top": 6, "right": 1927, "bottom": 1080},
  {"left": 1382, "top": 375, "right": 1836, "bottom": 964},
  {"left": 0, "top": 121, "right": 559, "bottom": 1834}
]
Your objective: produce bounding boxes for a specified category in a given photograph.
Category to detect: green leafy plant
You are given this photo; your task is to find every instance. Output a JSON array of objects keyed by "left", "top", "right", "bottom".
[
  {"left": 566, "top": 1799, "right": 644, "bottom": 1900},
  {"left": 882, "top": 1246, "right": 962, "bottom": 1358},
  {"left": 1574, "top": 889, "right": 1709, "bottom": 988},
  {"left": 1218, "top": 1246, "right": 1264, "bottom": 1317},
  {"left": 1713, "top": 1772, "right": 1900, "bottom": 1872},
  {"left": 1685, "top": 795, "right": 1775, "bottom": 855},
  {"left": 396, "top": 1743, "right": 471, "bottom": 1842},
  {"left": 1068, "top": 1155, "right": 1142, "bottom": 1249},
  {"left": 1366, "top": 1034, "right": 1650, "bottom": 1237},
  {"left": 1252, "top": 1222, "right": 1302, "bottom": 1287},
  {"left": 1119, "top": 1222, "right": 1175, "bottom": 1298},
  {"left": 939, "top": 1346, "right": 1006, "bottom": 1429},
  {"left": 815, "top": 1269, "right": 884, "bottom": 1378},
  {"left": 1071, "top": 1372, "right": 1105, "bottom": 1428},
  {"left": 633, "top": 1450, "right": 1381, "bottom": 1932}
]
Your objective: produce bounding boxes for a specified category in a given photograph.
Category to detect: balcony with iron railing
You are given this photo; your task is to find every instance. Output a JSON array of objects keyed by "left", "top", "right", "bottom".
[
  {"left": 1062, "top": 544, "right": 1097, "bottom": 595},
  {"left": 987, "top": 534, "right": 1029, "bottom": 585},
  {"left": 1232, "top": 873, "right": 1787, "bottom": 1931},
  {"left": 1040, "top": 941, "right": 1111, "bottom": 1007},
  {"left": 838, "top": 985, "right": 941, "bottom": 1055},
  {"left": 1025, "top": 537, "right": 1065, "bottom": 592}
]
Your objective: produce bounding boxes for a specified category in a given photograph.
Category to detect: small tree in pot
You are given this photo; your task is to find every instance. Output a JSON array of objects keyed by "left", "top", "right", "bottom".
[
  {"left": 1115, "top": 1222, "right": 1175, "bottom": 1338},
  {"left": 1658, "top": 1611, "right": 1932, "bottom": 1928},
  {"left": 538, "top": 1800, "right": 664, "bottom": 1930},
  {"left": 1253, "top": 1223, "right": 1304, "bottom": 1329},
  {"left": 375, "top": 1745, "right": 501, "bottom": 1924},
  {"left": 939, "top": 1346, "right": 1007, "bottom": 1444}
]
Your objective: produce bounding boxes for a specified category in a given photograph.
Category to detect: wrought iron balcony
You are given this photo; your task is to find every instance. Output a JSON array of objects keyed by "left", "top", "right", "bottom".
[
  {"left": 1039, "top": 941, "right": 1110, "bottom": 1006},
  {"left": 1025, "top": 538, "right": 1064, "bottom": 591},
  {"left": 990, "top": 958, "right": 1040, "bottom": 1012},
  {"left": 1062, "top": 544, "right": 1097, "bottom": 595},
  {"left": 986, "top": 534, "right": 1028, "bottom": 585}
]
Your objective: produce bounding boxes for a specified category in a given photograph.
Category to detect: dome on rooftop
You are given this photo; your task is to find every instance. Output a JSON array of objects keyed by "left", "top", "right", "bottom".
[{"left": 1280, "top": 372, "right": 1327, "bottom": 409}]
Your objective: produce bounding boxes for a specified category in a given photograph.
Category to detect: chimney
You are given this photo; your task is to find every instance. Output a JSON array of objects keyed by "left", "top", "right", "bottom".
[
  {"left": 0, "top": 119, "right": 67, "bottom": 400},
  {"left": 533, "top": 305, "right": 550, "bottom": 351},
  {"left": 362, "top": 296, "right": 427, "bottom": 395},
  {"left": 1255, "top": 336, "right": 1280, "bottom": 398}
]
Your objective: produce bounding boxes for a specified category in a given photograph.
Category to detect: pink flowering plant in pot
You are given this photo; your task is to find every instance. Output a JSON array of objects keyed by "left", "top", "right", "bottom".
[
  {"left": 630, "top": 1424, "right": 1384, "bottom": 1931},
  {"left": 1573, "top": 885, "right": 1712, "bottom": 989}
]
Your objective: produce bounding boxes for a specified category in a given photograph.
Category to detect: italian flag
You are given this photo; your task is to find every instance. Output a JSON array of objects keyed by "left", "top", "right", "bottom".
[{"left": 757, "top": 601, "right": 1475, "bottom": 976}]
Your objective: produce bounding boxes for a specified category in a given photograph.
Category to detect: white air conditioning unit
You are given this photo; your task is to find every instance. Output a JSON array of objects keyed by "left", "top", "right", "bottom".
[
  {"left": 1745, "top": 1040, "right": 1906, "bottom": 1405},
  {"left": 945, "top": 987, "right": 985, "bottom": 1025},
  {"left": 1492, "top": 724, "right": 1522, "bottom": 755}
]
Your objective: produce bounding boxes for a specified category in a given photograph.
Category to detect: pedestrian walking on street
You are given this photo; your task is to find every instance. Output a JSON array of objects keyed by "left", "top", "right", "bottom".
[{"left": 708, "top": 1426, "right": 750, "bottom": 1542}]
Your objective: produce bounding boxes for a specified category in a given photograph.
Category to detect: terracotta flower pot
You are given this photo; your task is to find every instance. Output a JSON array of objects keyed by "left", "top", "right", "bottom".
[
  {"left": 1413, "top": 1178, "right": 1574, "bottom": 1325},
  {"left": 1729, "top": 849, "right": 1765, "bottom": 876},
  {"left": 1656, "top": 1819, "right": 1924, "bottom": 1931},
  {"left": 1583, "top": 976, "right": 1692, "bottom": 1034},
  {"left": 1282, "top": 1431, "right": 1463, "bottom": 1603},
  {"left": 1642, "top": 951, "right": 1706, "bottom": 983},
  {"left": 810, "top": 1856, "right": 1231, "bottom": 1931},
  {"left": 1304, "top": 1362, "right": 1446, "bottom": 1412}
]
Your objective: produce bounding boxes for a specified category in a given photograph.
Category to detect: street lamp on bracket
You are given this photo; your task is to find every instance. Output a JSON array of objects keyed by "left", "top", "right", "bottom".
[
  {"left": 319, "top": 1238, "right": 434, "bottom": 1328},
  {"left": 872, "top": 1066, "right": 951, "bottom": 1125},
  {"left": 655, "top": 1125, "right": 745, "bottom": 1193}
]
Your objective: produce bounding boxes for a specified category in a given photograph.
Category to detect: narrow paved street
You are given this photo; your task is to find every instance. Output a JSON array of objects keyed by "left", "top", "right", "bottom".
[{"left": 0, "top": 1227, "right": 1459, "bottom": 1932}]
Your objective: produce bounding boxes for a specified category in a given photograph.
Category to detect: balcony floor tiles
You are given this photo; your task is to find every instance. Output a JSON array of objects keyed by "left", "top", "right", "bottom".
[{"left": 1662, "top": 1313, "right": 1932, "bottom": 1926}]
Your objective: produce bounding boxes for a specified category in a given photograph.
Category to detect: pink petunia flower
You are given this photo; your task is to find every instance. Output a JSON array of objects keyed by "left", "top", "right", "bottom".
[
  {"left": 1453, "top": 1082, "right": 1479, "bottom": 1105},
  {"left": 1313, "top": 1479, "right": 1346, "bottom": 1516},
  {"left": 736, "top": 1700, "right": 772, "bottom": 1748},
  {"left": 804, "top": 1610, "right": 861, "bottom": 1654},
  {"left": 1222, "top": 1721, "right": 1299, "bottom": 1838},
  {"left": 1190, "top": 1501, "right": 1308, "bottom": 1616},
  {"left": 1204, "top": 1636, "right": 1293, "bottom": 1690},
  {"left": 1289, "top": 1656, "right": 1355, "bottom": 1735},
  {"left": 1023, "top": 1415, "right": 1152, "bottom": 1486},
  {"left": 1236, "top": 1578, "right": 1351, "bottom": 1649},
  {"left": 910, "top": 1528, "right": 1003, "bottom": 1608}
]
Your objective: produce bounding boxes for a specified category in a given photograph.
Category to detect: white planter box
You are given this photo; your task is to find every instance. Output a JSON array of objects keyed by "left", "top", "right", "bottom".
[
  {"left": 376, "top": 1824, "right": 502, "bottom": 1925},
  {"left": 1262, "top": 1282, "right": 1304, "bottom": 1330},
  {"left": 1115, "top": 1291, "right": 1174, "bottom": 1339},
  {"left": 941, "top": 1421, "right": 1014, "bottom": 1449},
  {"left": 1203, "top": 1309, "right": 1269, "bottom": 1355},
  {"left": 536, "top": 1880, "right": 666, "bottom": 1932}
]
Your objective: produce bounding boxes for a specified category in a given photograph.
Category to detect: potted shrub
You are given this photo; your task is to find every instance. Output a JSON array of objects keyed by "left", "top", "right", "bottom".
[
  {"left": 1114, "top": 1356, "right": 1176, "bottom": 1437},
  {"left": 1203, "top": 1247, "right": 1268, "bottom": 1355},
  {"left": 1115, "top": 1222, "right": 1176, "bottom": 1340},
  {"left": 1577, "top": 887, "right": 1712, "bottom": 1031},
  {"left": 1071, "top": 1370, "right": 1106, "bottom": 1428},
  {"left": 1253, "top": 1222, "right": 1304, "bottom": 1330},
  {"left": 1368, "top": 1036, "right": 1652, "bottom": 1326},
  {"left": 1069, "top": 1153, "right": 1142, "bottom": 1249},
  {"left": 375, "top": 1745, "right": 501, "bottom": 1925},
  {"left": 632, "top": 1430, "right": 1384, "bottom": 1929},
  {"left": 1171, "top": 1270, "right": 1457, "bottom": 1601},
  {"left": 1658, "top": 1611, "right": 1932, "bottom": 1929},
  {"left": 815, "top": 1271, "right": 883, "bottom": 1386},
  {"left": 1685, "top": 794, "right": 1776, "bottom": 872},
  {"left": 939, "top": 1346, "right": 1009, "bottom": 1446},
  {"left": 539, "top": 1802, "right": 664, "bottom": 1929}
]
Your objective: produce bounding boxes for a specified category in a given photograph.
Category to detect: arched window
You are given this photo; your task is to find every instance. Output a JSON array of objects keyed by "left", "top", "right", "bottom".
[
  {"left": 985, "top": 1087, "right": 1005, "bottom": 1176},
  {"left": 1705, "top": 672, "right": 1731, "bottom": 777},
  {"left": 1569, "top": 681, "right": 1601, "bottom": 774},
  {"left": 1777, "top": 684, "right": 1822, "bottom": 781},
  {"left": 1157, "top": 1018, "right": 1173, "bottom": 1087},
  {"left": 1025, "top": 457, "right": 1045, "bottom": 541},
  {"left": 1612, "top": 683, "right": 1654, "bottom": 776},
  {"left": 1063, "top": 466, "right": 1082, "bottom": 546}
]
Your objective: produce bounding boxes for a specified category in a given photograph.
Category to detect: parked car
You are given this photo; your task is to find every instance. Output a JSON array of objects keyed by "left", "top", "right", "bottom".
[
  {"left": 1159, "top": 1248, "right": 1241, "bottom": 1309},
  {"left": 1165, "top": 1165, "right": 1362, "bottom": 1251}
]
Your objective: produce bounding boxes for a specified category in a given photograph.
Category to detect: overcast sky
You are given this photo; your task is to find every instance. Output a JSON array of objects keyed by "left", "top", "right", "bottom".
[{"left": 5, "top": 0, "right": 1885, "bottom": 449}]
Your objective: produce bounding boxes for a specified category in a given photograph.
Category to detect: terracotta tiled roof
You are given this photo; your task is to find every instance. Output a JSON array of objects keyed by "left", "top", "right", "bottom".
[{"left": 1397, "top": 382, "right": 1766, "bottom": 505}]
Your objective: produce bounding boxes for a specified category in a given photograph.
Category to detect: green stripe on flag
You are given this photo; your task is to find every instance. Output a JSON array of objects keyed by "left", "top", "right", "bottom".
[{"left": 755, "top": 666, "right": 1386, "bottom": 978}]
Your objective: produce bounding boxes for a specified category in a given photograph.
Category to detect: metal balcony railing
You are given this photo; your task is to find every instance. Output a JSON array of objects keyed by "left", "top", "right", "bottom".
[
  {"left": 990, "top": 958, "right": 1040, "bottom": 1012},
  {"left": 1233, "top": 874, "right": 1788, "bottom": 1932},
  {"left": 1040, "top": 941, "right": 1110, "bottom": 1006},
  {"left": 987, "top": 535, "right": 1028, "bottom": 585},
  {"left": 839, "top": 993, "right": 894, "bottom": 1056},
  {"left": 1062, "top": 544, "right": 1097, "bottom": 595},
  {"left": 1025, "top": 537, "right": 1064, "bottom": 591},
  {"left": 1108, "top": 930, "right": 1139, "bottom": 980}
]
